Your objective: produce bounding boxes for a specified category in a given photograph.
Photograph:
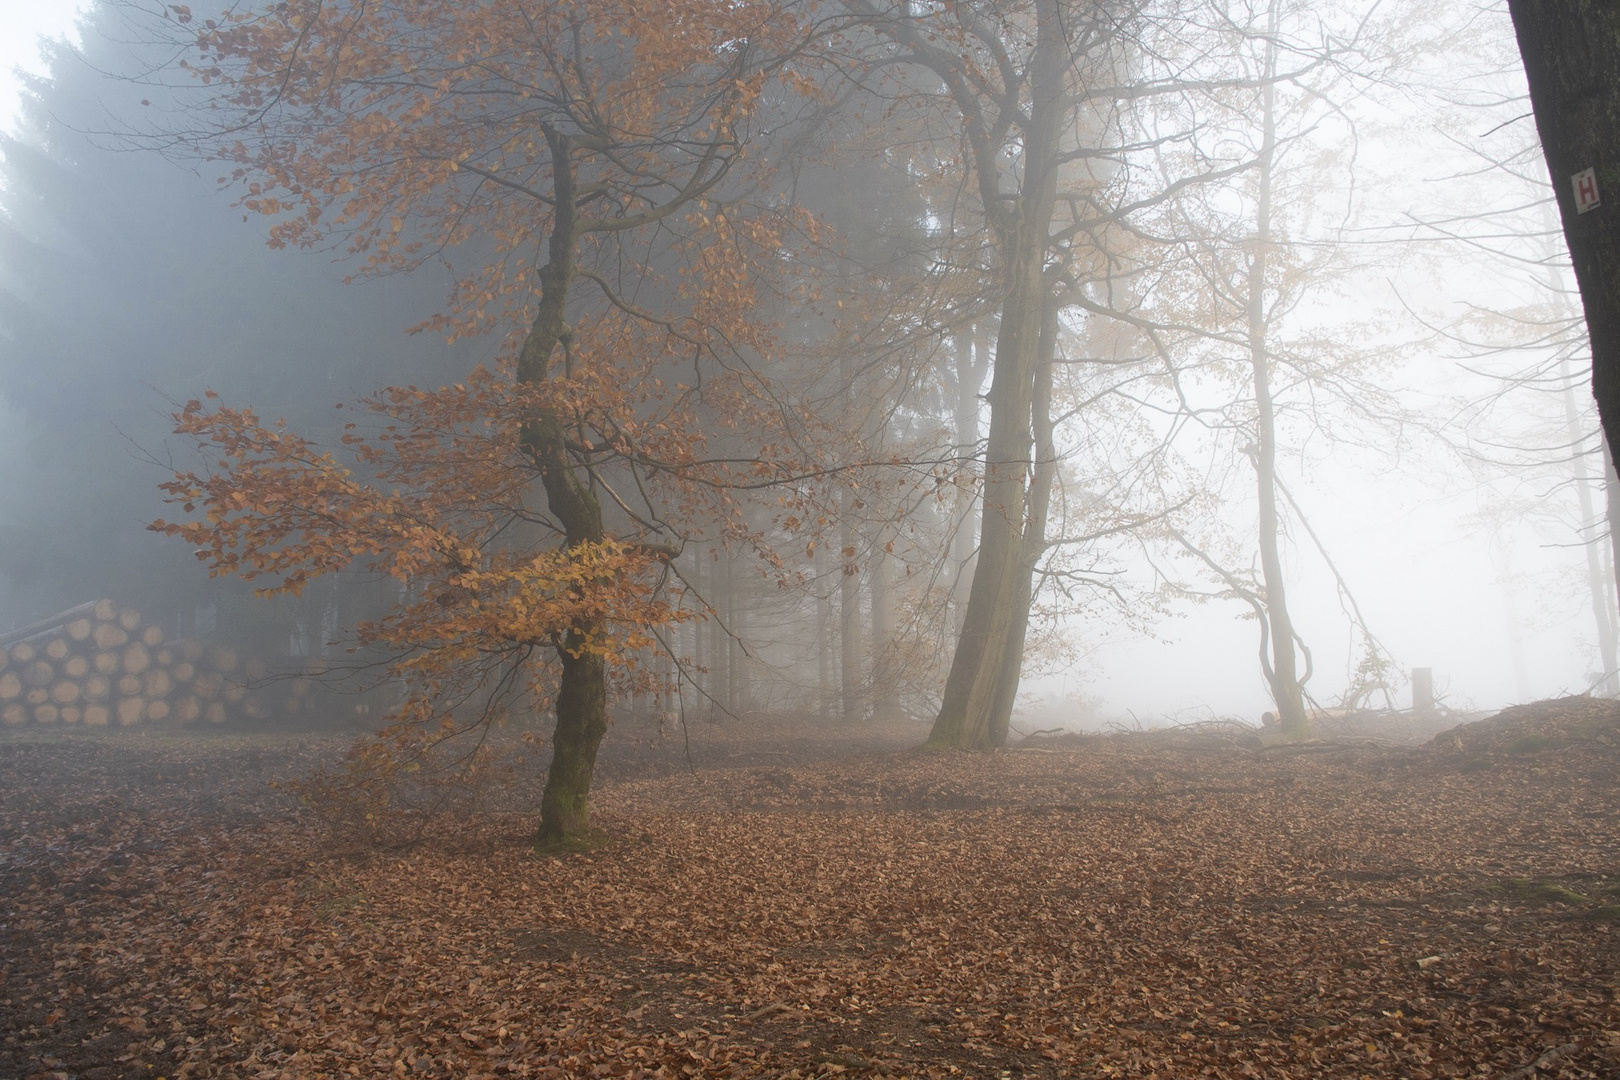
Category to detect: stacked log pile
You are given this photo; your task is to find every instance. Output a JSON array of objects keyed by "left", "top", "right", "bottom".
[{"left": 0, "top": 599, "right": 283, "bottom": 728}]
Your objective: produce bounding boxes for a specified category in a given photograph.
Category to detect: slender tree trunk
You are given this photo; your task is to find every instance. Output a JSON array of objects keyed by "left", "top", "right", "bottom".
[
  {"left": 926, "top": 2, "right": 1065, "bottom": 751},
  {"left": 1605, "top": 439, "right": 1620, "bottom": 651},
  {"left": 707, "top": 550, "right": 730, "bottom": 718},
  {"left": 839, "top": 346, "right": 863, "bottom": 720},
  {"left": 1562, "top": 354, "right": 1620, "bottom": 691},
  {"left": 519, "top": 130, "right": 611, "bottom": 847},
  {"left": 729, "top": 549, "right": 747, "bottom": 713},
  {"left": 869, "top": 533, "right": 898, "bottom": 719},
  {"left": 817, "top": 544, "right": 833, "bottom": 720},
  {"left": 840, "top": 520, "right": 863, "bottom": 720},
  {"left": 1246, "top": 21, "right": 1308, "bottom": 738},
  {"left": 951, "top": 326, "right": 990, "bottom": 632}
]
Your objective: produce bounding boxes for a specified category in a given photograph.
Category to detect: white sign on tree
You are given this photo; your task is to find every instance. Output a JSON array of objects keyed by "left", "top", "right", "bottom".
[{"left": 1574, "top": 167, "right": 1602, "bottom": 214}]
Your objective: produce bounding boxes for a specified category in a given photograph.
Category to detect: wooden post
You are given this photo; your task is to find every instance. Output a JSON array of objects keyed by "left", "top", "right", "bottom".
[{"left": 1412, "top": 667, "right": 1435, "bottom": 713}]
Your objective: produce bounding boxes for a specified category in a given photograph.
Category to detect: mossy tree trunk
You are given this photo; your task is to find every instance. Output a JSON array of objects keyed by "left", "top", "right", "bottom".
[{"left": 517, "top": 128, "right": 611, "bottom": 847}]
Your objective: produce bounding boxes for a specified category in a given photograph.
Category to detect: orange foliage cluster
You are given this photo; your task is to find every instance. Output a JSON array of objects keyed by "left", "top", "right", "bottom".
[
  {"left": 152, "top": 372, "right": 689, "bottom": 727},
  {"left": 175, "top": 0, "right": 822, "bottom": 346}
]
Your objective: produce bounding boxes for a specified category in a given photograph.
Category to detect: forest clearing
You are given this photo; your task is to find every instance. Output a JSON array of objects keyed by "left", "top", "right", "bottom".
[{"left": 3, "top": 699, "right": 1618, "bottom": 1080}]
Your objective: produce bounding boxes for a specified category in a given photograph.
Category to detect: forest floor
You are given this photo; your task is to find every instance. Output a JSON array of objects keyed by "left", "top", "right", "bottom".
[{"left": 2, "top": 700, "right": 1620, "bottom": 1079}]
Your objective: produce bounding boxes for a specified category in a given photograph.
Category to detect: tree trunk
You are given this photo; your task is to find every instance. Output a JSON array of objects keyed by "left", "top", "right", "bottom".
[
  {"left": 1247, "top": 18, "right": 1309, "bottom": 738},
  {"left": 1563, "top": 354, "right": 1620, "bottom": 691},
  {"left": 869, "top": 533, "right": 898, "bottom": 719},
  {"left": 706, "top": 550, "right": 731, "bottom": 718},
  {"left": 522, "top": 129, "right": 611, "bottom": 848},
  {"left": 840, "top": 522, "right": 863, "bottom": 720},
  {"left": 817, "top": 543, "right": 833, "bottom": 720},
  {"left": 951, "top": 326, "right": 990, "bottom": 632},
  {"left": 984, "top": 299, "right": 1061, "bottom": 744},
  {"left": 538, "top": 638, "right": 607, "bottom": 842},
  {"left": 1605, "top": 438, "right": 1620, "bottom": 638},
  {"left": 1508, "top": 0, "right": 1620, "bottom": 468},
  {"left": 925, "top": 2, "right": 1066, "bottom": 751}
]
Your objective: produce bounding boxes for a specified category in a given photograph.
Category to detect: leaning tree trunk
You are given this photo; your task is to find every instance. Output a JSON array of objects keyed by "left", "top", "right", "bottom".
[
  {"left": 521, "top": 129, "right": 612, "bottom": 848},
  {"left": 924, "top": 230, "right": 1048, "bottom": 749},
  {"left": 925, "top": 2, "right": 1066, "bottom": 751},
  {"left": 1508, "top": 0, "right": 1620, "bottom": 472}
]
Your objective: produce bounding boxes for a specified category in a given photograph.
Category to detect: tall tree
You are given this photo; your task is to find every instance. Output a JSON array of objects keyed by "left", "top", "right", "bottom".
[
  {"left": 153, "top": 0, "right": 829, "bottom": 843},
  {"left": 838, "top": 0, "right": 1285, "bottom": 747}
]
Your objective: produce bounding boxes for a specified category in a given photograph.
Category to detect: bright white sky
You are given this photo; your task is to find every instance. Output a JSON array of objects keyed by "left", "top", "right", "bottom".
[{"left": 0, "top": 0, "right": 88, "bottom": 134}]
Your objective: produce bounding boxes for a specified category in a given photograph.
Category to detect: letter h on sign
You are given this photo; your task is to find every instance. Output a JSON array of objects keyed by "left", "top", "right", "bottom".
[{"left": 1574, "top": 167, "right": 1602, "bottom": 214}]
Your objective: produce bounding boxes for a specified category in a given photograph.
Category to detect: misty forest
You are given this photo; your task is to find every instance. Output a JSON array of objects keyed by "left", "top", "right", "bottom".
[{"left": 3, "top": 0, "right": 1620, "bottom": 1076}]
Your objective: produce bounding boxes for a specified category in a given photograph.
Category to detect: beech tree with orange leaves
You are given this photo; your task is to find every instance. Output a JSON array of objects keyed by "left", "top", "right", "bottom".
[{"left": 148, "top": 0, "right": 841, "bottom": 844}]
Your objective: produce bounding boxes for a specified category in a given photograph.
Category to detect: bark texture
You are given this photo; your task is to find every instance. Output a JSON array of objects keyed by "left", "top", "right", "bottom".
[
  {"left": 521, "top": 130, "right": 611, "bottom": 847},
  {"left": 925, "top": 0, "right": 1068, "bottom": 750},
  {"left": 1508, "top": 0, "right": 1620, "bottom": 473}
]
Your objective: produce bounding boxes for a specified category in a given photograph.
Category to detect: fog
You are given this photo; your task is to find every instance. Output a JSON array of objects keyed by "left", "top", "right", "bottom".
[{"left": 0, "top": 0, "right": 1608, "bottom": 732}]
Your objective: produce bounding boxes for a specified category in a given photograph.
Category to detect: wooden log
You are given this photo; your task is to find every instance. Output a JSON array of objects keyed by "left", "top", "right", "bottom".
[
  {"left": 92, "top": 623, "right": 128, "bottom": 650},
  {"left": 33, "top": 703, "right": 58, "bottom": 724},
  {"left": 121, "top": 643, "right": 151, "bottom": 675},
  {"left": 22, "top": 660, "right": 53, "bottom": 687},
  {"left": 115, "top": 697, "right": 145, "bottom": 726},
  {"left": 145, "top": 699, "right": 170, "bottom": 722},
  {"left": 0, "top": 649, "right": 7, "bottom": 673},
  {"left": 82, "top": 703, "right": 110, "bottom": 727},
  {"left": 117, "top": 608, "right": 141, "bottom": 632},
  {"left": 244, "top": 658, "right": 270, "bottom": 681},
  {"left": 0, "top": 672, "right": 20, "bottom": 701},
  {"left": 143, "top": 669, "right": 172, "bottom": 699},
  {"left": 62, "top": 654, "right": 88, "bottom": 679},
  {"left": 208, "top": 645, "right": 239, "bottom": 673},
  {"left": 2, "top": 702, "right": 26, "bottom": 725},
  {"left": 93, "top": 651, "right": 120, "bottom": 675},
  {"left": 49, "top": 681, "right": 81, "bottom": 705},
  {"left": 172, "top": 661, "right": 196, "bottom": 684},
  {"left": 43, "top": 637, "right": 69, "bottom": 661},
  {"left": 178, "top": 639, "right": 205, "bottom": 664},
  {"left": 83, "top": 674, "right": 110, "bottom": 701},
  {"left": 140, "top": 624, "right": 163, "bottom": 648},
  {"left": 0, "top": 601, "right": 105, "bottom": 648},
  {"left": 224, "top": 682, "right": 248, "bottom": 704},
  {"left": 65, "top": 616, "right": 92, "bottom": 642},
  {"left": 289, "top": 679, "right": 313, "bottom": 700},
  {"left": 116, "top": 674, "right": 142, "bottom": 697},
  {"left": 25, "top": 687, "right": 48, "bottom": 706},
  {"left": 192, "top": 672, "right": 222, "bottom": 699},
  {"left": 204, "top": 701, "right": 227, "bottom": 724},
  {"left": 173, "top": 695, "right": 201, "bottom": 723},
  {"left": 154, "top": 647, "right": 174, "bottom": 667},
  {"left": 243, "top": 697, "right": 271, "bottom": 719},
  {"left": 59, "top": 705, "right": 81, "bottom": 724},
  {"left": 10, "top": 641, "right": 35, "bottom": 664}
]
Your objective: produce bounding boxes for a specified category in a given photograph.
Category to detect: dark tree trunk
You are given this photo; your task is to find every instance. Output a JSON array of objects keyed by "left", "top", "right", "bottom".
[
  {"left": 1508, "top": 0, "right": 1620, "bottom": 471},
  {"left": 538, "top": 638, "right": 607, "bottom": 841},
  {"left": 519, "top": 129, "right": 612, "bottom": 848}
]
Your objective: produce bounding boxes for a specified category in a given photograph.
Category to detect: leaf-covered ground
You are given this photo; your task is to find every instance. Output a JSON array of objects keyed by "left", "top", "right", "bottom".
[{"left": 3, "top": 700, "right": 1620, "bottom": 1079}]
